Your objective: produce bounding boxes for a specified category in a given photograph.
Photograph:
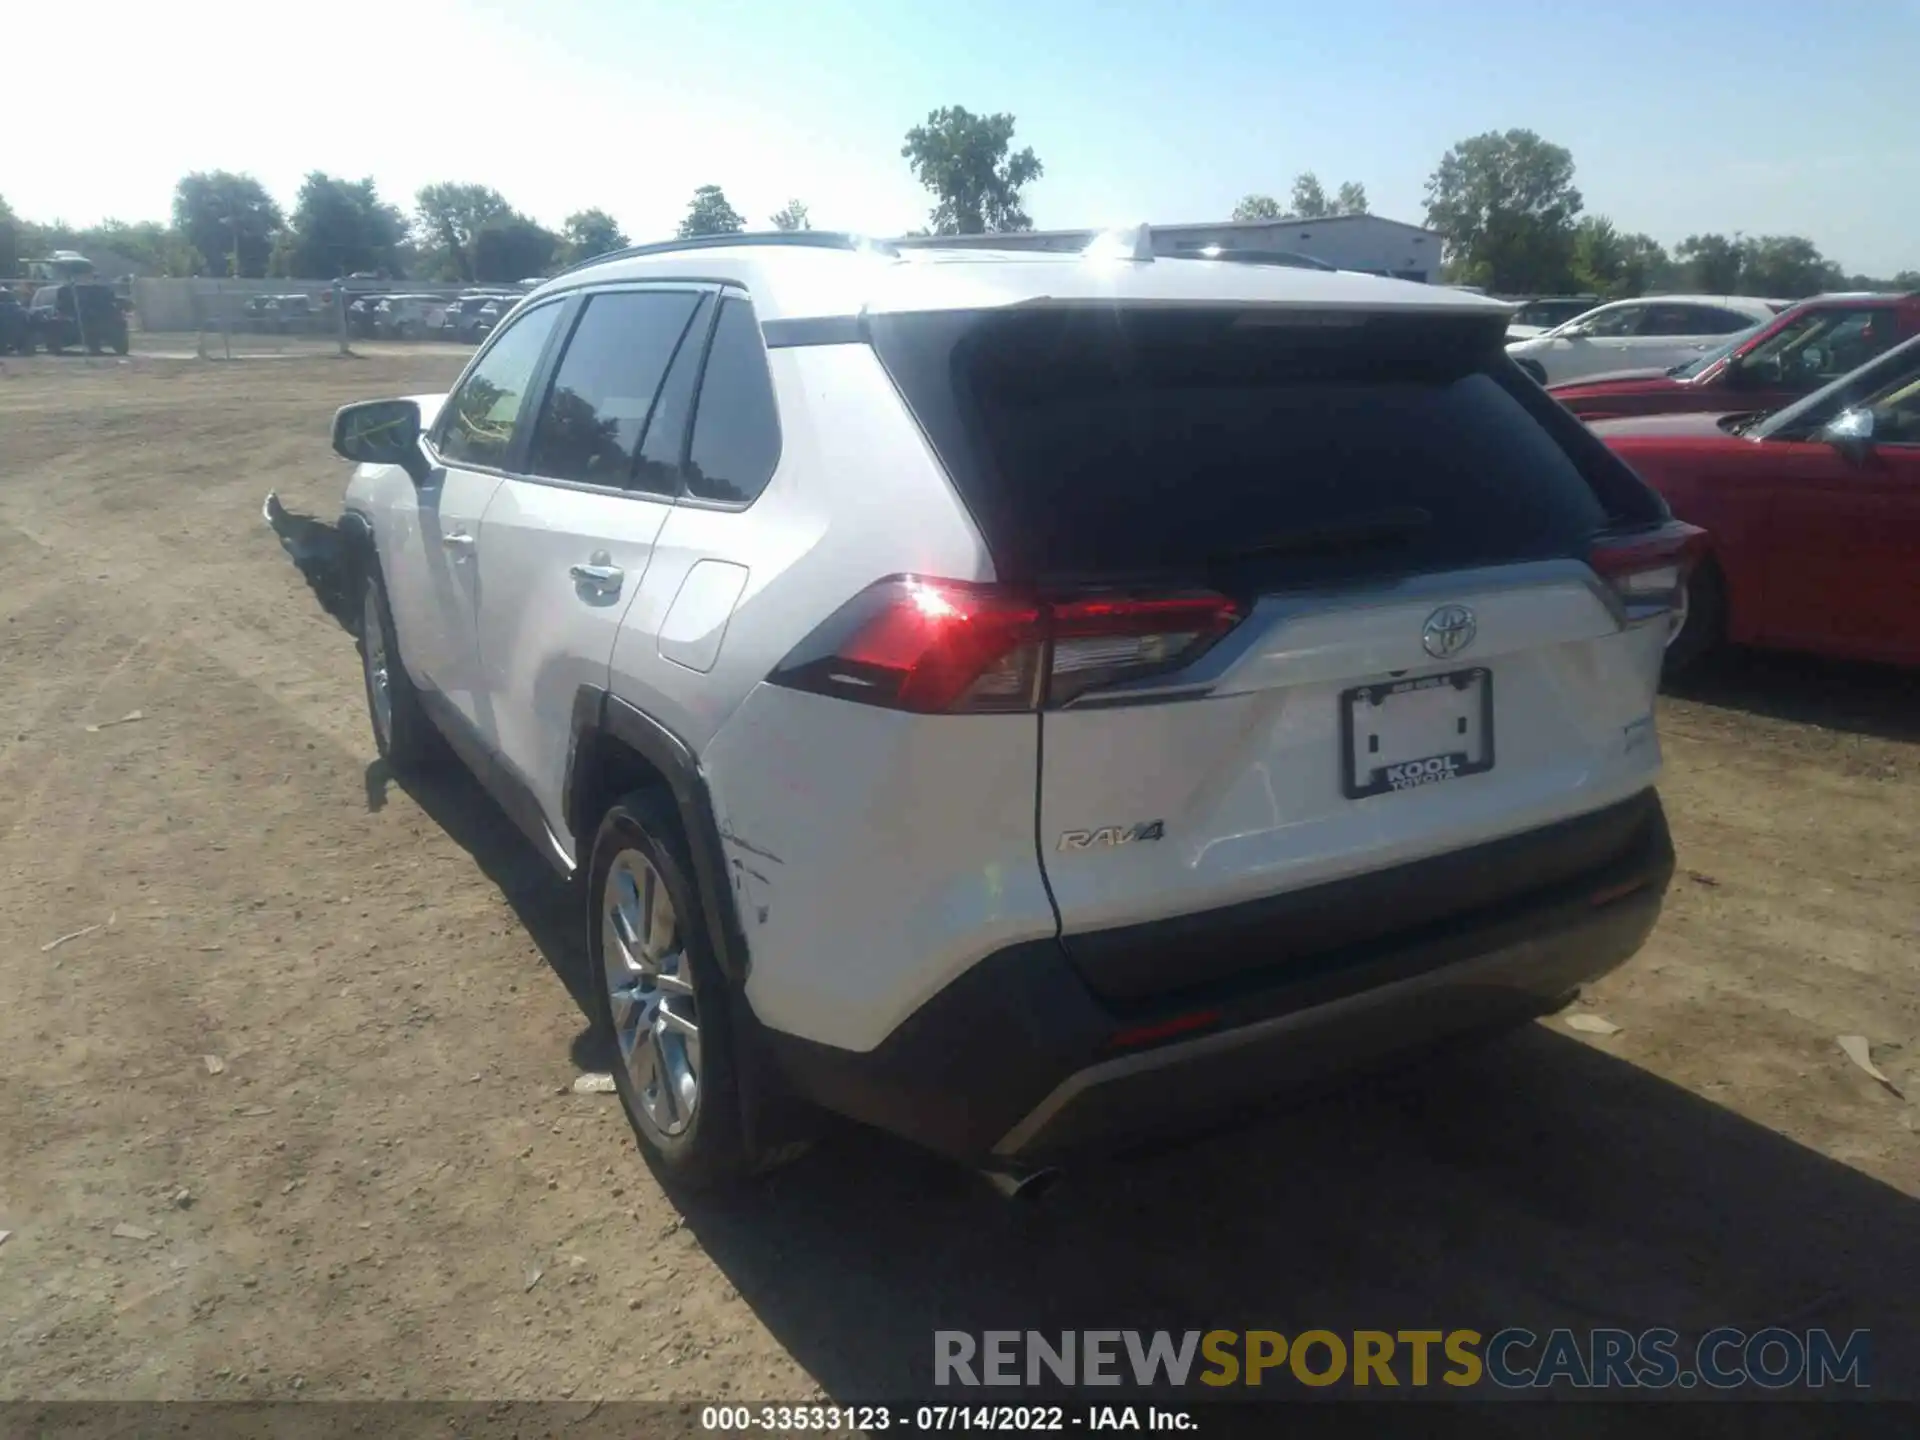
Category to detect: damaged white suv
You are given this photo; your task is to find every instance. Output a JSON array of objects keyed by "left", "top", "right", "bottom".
[{"left": 331, "top": 230, "right": 1692, "bottom": 1190}]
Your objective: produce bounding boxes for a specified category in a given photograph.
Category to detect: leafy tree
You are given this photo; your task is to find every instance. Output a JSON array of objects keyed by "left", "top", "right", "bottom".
[
  {"left": 1895, "top": 271, "right": 1920, "bottom": 291},
  {"left": 677, "top": 185, "right": 746, "bottom": 239},
  {"left": 769, "top": 199, "right": 811, "bottom": 232},
  {"left": 1334, "top": 180, "right": 1369, "bottom": 216},
  {"left": 0, "top": 194, "right": 18, "bottom": 276},
  {"left": 1424, "top": 129, "right": 1582, "bottom": 293},
  {"left": 1675, "top": 233, "right": 1743, "bottom": 294},
  {"left": 284, "top": 172, "right": 404, "bottom": 279},
  {"left": 83, "top": 220, "right": 199, "bottom": 277},
  {"left": 172, "top": 171, "right": 283, "bottom": 278},
  {"left": 1231, "top": 194, "right": 1283, "bottom": 222},
  {"left": 561, "top": 208, "right": 629, "bottom": 265},
  {"left": 1291, "top": 172, "right": 1332, "bottom": 219},
  {"left": 901, "top": 106, "right": 1044, "bottom": 235},
  {"left": 1738, "top": 235, "right": 1843, "bottom": 299},
  {"left": 473, "top": 216, "right": 558, "bottom": 282},
  {"left": 414, "top": 183, "right": 512, "bottom": 282}
]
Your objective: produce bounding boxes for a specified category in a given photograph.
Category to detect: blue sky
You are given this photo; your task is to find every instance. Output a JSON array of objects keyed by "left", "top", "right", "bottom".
[{"left": 13, "top": 0, "right": 1919, "bottom": 274}]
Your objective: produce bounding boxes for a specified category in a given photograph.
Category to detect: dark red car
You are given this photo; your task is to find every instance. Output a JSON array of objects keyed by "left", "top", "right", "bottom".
[
  {"left": 1594, "top": 334, "right": 1920, "bottom": 670},
  {"left": 1552, "top": 292, "right": 1920, "bottom": 421}
]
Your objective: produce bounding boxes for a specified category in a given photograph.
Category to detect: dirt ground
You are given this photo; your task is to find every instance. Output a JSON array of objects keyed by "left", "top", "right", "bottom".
[{"left": 2, "top": 350, "right": 1917, "bottom": 1407}]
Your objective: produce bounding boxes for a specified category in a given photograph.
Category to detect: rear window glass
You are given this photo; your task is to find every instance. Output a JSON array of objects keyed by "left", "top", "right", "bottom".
[{"left": 872, "top": 307, "right": 1630, "bottom": 586}]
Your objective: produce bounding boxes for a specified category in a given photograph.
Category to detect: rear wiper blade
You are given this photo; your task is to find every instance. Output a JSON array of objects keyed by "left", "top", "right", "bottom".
[{"left": 1211, "top": 507, "right": 1433, "bottom": 563}]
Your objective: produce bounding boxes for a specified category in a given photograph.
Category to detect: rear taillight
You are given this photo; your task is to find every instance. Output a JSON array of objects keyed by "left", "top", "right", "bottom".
[
  {"left": 1588, "top": 522, "right": 1708, "bottom": 622},
  {"left": 768, "top": 577, "right": 1243, "bottom": 714}
]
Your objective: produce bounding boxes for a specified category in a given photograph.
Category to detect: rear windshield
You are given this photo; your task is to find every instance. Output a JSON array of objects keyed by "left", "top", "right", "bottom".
[{"left": 871, "top": 306, "right": 1656, "bottom": 587}]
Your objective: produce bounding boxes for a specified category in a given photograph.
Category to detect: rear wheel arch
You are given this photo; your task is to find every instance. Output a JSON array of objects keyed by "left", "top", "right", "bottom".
[{"left": 564, "top": 689, "right": 749, "bottom": 990}]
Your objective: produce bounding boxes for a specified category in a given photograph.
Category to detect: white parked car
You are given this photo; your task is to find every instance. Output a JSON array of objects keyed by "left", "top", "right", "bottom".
[
  {"left": 1507, "top": 295, "right": 1780, "bottom": 386},
  {"left": 328, "top": 230, "right": 1689, "bottom": 1191}
]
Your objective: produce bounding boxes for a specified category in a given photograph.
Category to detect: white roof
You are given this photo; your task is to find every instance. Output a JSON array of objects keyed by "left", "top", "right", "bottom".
[
  {"left": 1588, "top": 293, "right": 1778, "bottom": 317},
  {"left": 528, "top": 240, "right": 1511, "bottom": 325}
]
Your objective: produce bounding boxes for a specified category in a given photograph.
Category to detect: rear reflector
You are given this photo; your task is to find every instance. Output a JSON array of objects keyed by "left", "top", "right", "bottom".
[
  {"left": 769, "top": 577, "right": 1243, "bottom": 714},
  {"left": 1108, "top": 1008, "right": 1223, "bottom": 1051},
  {"left": 1589, "top": 521, "right": 1707, "bottom": 620}
]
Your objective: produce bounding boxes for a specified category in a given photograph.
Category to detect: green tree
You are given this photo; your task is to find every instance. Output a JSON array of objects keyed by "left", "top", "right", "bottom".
[
  {"left": 1334, "top": 180, "right": 1369, "bottom": 216},
  {"left": 0, "top": 194, "right": 20, "bottom": 276},
  {"left": 1231, "top": 194, "right": 1283, "bottom": 222},
  {"left": 414, "top": 183, "right": 512, "bottom": 282},
  {"left": 473, "top": 216, "right": 558, "bottom": 282},
  {"left": 172, "top": 171, "right": 283, "bottom": 278},
  {"left": 284, "top": 173, "right": 405, "bottom": 279},
  {"left": 1675, "top": 233, "right": 1743, "bottom": 293},
  {"left": 1738, "top": 235, "right": 1843, "bottom": 298},
  {"left": 560, "top": 208, "right": 628, "bottom": 265},
  {"left": 901, "top": 106, "right": 1044, "bottom": 234},
  {"left": 769, "top": 199, "right": 811, "bottom": 232},
  {"left": 83, "top": 220, "right": 199, "bottom": 277},
  {"left": 1291, "top": 172, "right": 1332, "bottom": 219},
  {"left": 1423, "top": 129, "right": 1582, "bottom": 293},
  {"left": 677, "top": 185, "right": 746, "bottom": 239}
]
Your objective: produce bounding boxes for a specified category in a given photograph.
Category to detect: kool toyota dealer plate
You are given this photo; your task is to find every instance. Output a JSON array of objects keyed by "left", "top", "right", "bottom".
[{"left": 1341, "top": 667, "right": 1494, "bottom": 800}]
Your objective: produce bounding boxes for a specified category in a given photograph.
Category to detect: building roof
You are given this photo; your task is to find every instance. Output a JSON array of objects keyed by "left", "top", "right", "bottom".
[{"left": 532, "top": 232, "right": 1503, "bottom": 325}]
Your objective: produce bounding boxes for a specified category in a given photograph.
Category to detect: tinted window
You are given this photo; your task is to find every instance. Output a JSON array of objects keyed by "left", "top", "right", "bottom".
[
  {"left": 435, "top": 302, "right": 563, "bottom": 469},
  {"left": 684, "top": 297, "right": 782, "bottom": 504},
  {"left": 872, "top": 306, "right": 1632, "bottom": 587},
  {"left": 526, "top": 290, "right": 703, "bottom": 489},
  {"left": 1648, "top": 304, "right": 1753, "bottom": 336},
  {"left": 1579, "top": 304, "right": 1643, "bottom": 337},
  {"left": 633, "top": 295, "right": 713, "bottom": 496}
]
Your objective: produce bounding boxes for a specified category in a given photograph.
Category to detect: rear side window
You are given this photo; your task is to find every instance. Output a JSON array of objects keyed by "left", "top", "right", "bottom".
[
  {"left": 684, "top": 297, "right": 782, "bottom": 505},
  {"left": 436, "top": 302, "right": 563, "bottom": 469},
  {"left": 873, "top": 306, "right": 1644, "bottom": 587},
  {"left": 526, "top": 289, "right": 704, "bottom": 489}
]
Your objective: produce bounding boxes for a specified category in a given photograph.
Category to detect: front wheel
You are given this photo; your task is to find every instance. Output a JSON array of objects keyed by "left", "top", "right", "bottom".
[
  {"left": 359, "top": 567, "right": 439, "bottom": 772},
  {"left": 590, "top": 791, "right": 758, "bottom": 1189},
  {"left": 1663, "top": 561, "right": 1726, "bottom": 678}
]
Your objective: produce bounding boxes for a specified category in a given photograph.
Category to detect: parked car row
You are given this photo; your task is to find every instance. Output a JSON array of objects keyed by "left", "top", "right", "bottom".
[
  {"left": 0, "top": 281, "right": 131, "bottom": 355},
  {"left": 342, "top": 289, "right": 526, "bottom": 342},
  {"left": 1528, "top": 292, "right": 1920, "bottom": 671}
]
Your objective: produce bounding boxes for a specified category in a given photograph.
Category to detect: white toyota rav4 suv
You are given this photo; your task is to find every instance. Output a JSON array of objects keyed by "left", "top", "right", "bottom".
[{"left": 330, "top": 230, "right": 1693, "bottom": 1192}]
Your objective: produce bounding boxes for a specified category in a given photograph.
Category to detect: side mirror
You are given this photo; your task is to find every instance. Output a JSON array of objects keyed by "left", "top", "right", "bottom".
[
  {"left": 1820, "top": 407, "right": 1876, "bottom": 463},
  {"left": 332, "top": 398, "right": 431, "bottom": 484}
]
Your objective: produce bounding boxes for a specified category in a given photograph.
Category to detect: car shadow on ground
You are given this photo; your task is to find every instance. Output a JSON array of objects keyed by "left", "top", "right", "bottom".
[
  {"left": 1667, "top": 649, "right": 1920, "bottom": 745},
  {"left": 265, "top": 492, "right": 357, "bottom": 631},
  {"left": 675, "top": 1030, "right": 1919, "bottom": 1416}
]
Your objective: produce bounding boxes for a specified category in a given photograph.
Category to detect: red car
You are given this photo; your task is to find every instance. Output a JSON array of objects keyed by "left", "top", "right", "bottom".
[
  {"left": 1552, "top": 292, "right": 1920, "bottom": 421},
  {"left": 1594, "top": 334, "right": 1920, "bottom": 670}
]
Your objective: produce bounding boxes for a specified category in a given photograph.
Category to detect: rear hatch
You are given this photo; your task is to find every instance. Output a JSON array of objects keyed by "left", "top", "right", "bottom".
[{"left": 871, "top": 303, "right": 1691, "bottom": 1002}]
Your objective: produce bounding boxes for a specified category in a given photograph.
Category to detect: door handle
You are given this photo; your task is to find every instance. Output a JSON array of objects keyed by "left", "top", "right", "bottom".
[
  {"left": 442, "top": 530, "right": 476, "bottom": 552},
  {"left": 571, "top": 560, "right": 624, "bottom": 590}
]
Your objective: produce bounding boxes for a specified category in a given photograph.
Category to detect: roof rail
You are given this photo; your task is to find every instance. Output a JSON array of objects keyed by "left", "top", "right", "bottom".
[
  {"left": 549, "top": 230, "right": 898, "bottom": 280},
  {"left": 1081, "top": 224, "right": 1155, "bottom": 262}
]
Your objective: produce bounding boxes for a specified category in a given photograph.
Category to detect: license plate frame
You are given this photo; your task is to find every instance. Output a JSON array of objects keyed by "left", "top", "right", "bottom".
[{"left": 1340, "top": 667, "right": 1495, "bottom": 800}]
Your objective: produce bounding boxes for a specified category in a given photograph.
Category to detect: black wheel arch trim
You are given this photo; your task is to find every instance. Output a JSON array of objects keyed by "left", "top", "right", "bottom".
[{"left": 566, "top": 687, "right": 752, "bottom": 993}]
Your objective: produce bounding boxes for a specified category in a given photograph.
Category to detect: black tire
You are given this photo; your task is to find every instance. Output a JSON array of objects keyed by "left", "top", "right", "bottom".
[
  {"left": 1664, "top": 559, "right": 1726, "bottom": 679},
  {"left": 358, "top": 565, "right": 439, "bottom": 773},
  {"left": 111, "top": 335, "right": 129, "bottom": 356},
  {"left": 589, "top": 790, "right": 757, "bottom": 1189}
]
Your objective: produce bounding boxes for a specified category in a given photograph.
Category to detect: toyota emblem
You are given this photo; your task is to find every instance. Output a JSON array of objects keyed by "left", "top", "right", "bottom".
[{"left": 1422, "top": 605, "right": 1477, "bottom": 659}]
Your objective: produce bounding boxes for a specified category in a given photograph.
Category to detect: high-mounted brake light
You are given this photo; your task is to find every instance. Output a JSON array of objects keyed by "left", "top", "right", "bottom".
[
  {"left": 1588, "top": 522, "right": 1708, "bottom": 621},
  {"left": 768, "top": 578, "right": 1243, "bottom": 714}
]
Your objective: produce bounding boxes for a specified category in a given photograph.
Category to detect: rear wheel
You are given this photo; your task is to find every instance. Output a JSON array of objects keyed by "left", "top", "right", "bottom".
[
  {"left": 1664, "top": 560, "right": 1726, "bottom": 678},
  {"left": 590, "top": 791, "right": 761, "bottom": 1189}
]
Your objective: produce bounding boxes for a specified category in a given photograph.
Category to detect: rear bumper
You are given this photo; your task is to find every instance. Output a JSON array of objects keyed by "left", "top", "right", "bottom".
[{"left": 761, "top": 789, "right": 1673, "bottom": 1165}]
